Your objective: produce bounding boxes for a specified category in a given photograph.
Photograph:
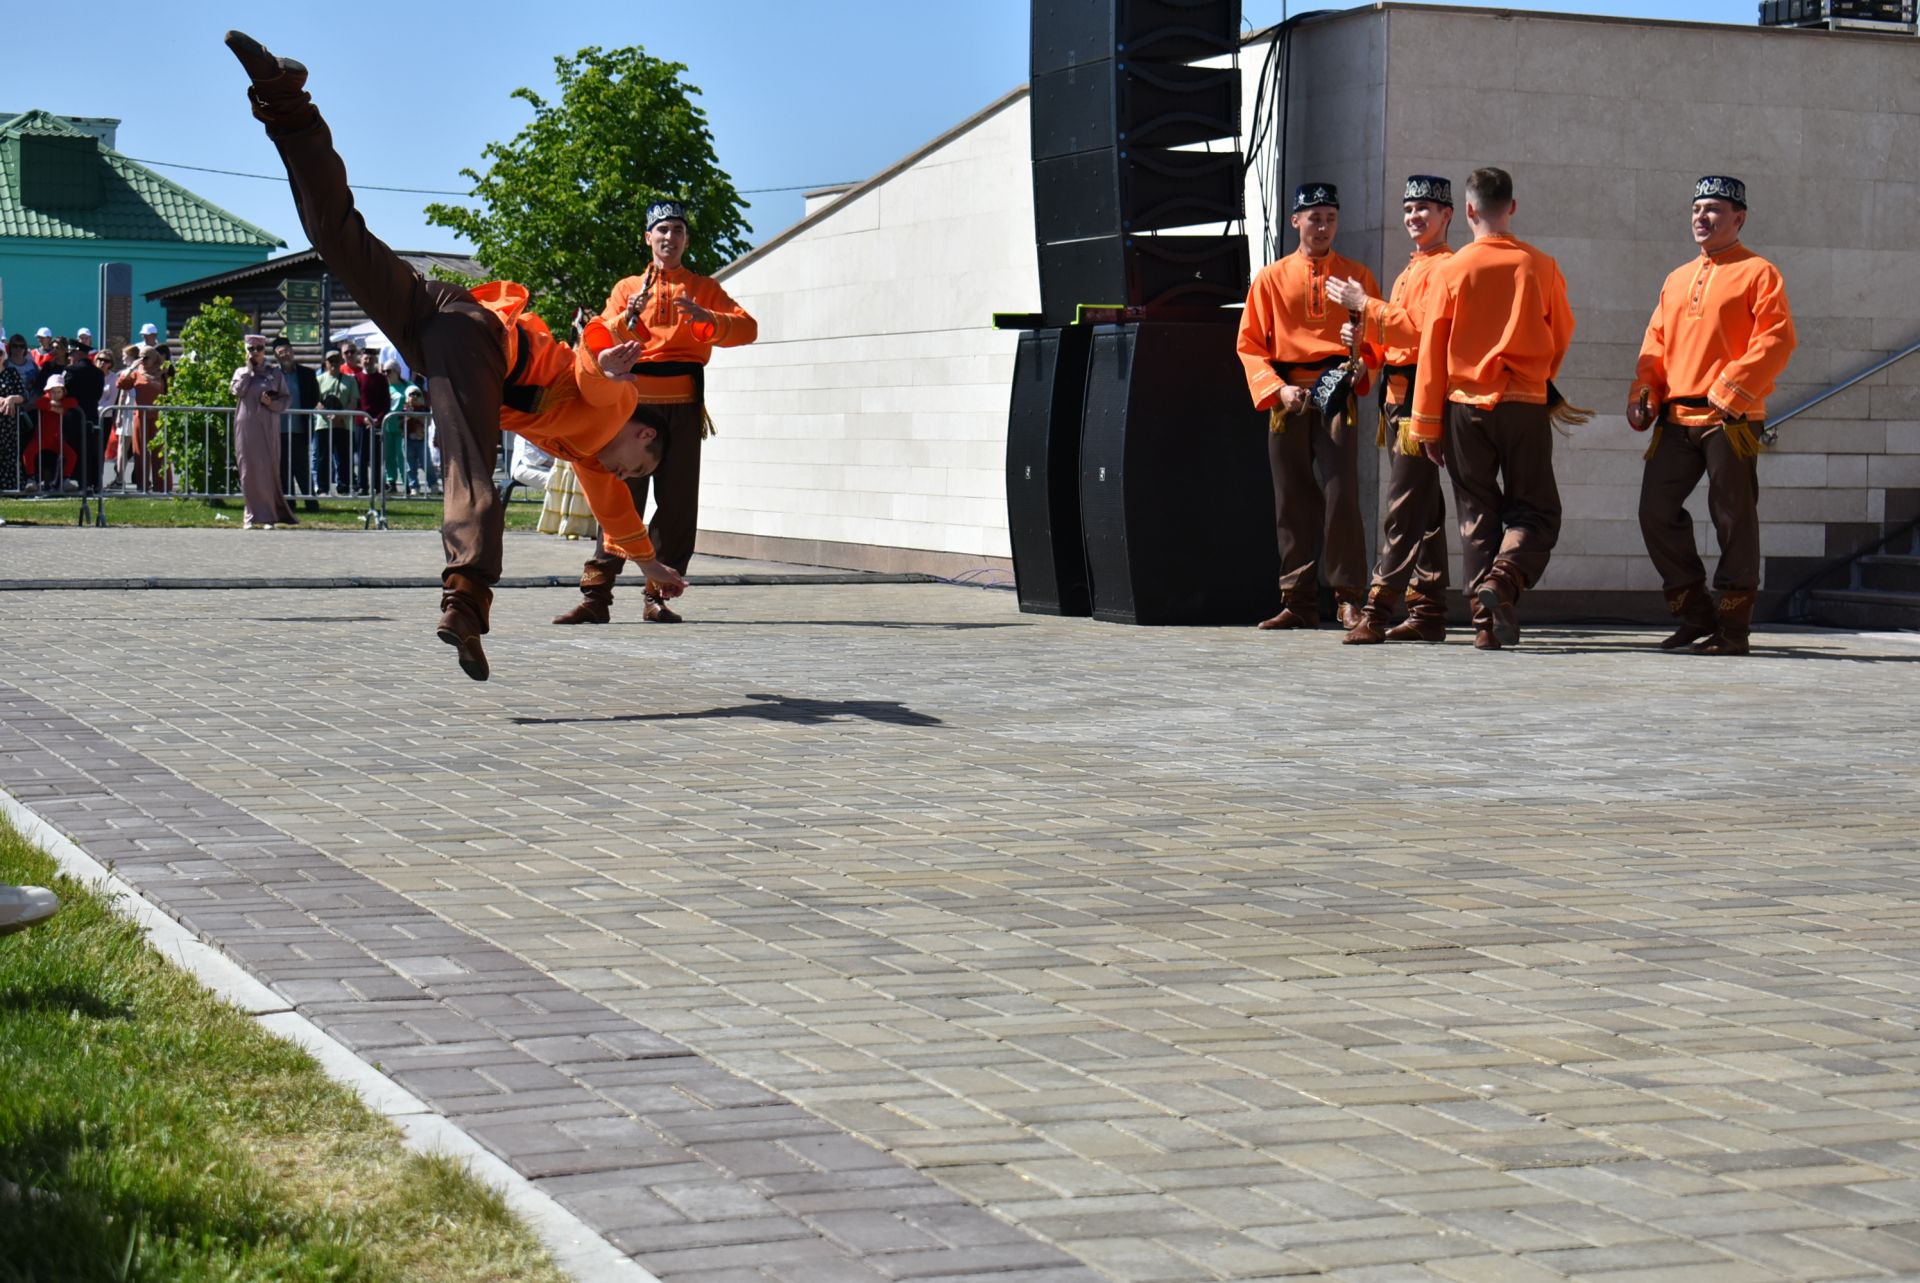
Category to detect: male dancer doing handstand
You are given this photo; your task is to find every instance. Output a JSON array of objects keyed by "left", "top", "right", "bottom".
[{"left": 224, "top": 30, "right": 685, "bottom": 681}]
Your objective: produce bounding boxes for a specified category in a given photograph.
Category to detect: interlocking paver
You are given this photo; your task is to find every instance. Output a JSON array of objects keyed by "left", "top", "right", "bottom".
[{"left": 6, "top": 527, "right": 1920, "bottom": 1280}]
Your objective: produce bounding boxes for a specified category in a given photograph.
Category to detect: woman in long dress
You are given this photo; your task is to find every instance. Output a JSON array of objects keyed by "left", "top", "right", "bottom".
[{"left": 231, "top": 333, "right": 296, "bottom": 528}]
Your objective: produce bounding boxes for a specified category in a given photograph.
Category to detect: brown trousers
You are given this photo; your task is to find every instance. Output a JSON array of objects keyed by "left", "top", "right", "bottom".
[
  {"left": 1267, "top": 402, "right": 1368, "bottom": 594},
  {"left": 1372, "top": 403, "right": 1448, "bottom": 595},
  {"left": 586, "top": 400, "right": 705, "bottom": 578},
  {"left": 263, "top": 106, "right": 509, "bottom": 586},
  {"left": 1638, "top": 419, "right": 1762, "bottom": 593},
  {"left": 1441, "top": 400, "right": 1561, "bottom": 592}
]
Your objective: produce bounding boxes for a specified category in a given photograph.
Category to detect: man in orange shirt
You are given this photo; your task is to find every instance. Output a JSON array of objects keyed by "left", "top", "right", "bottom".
[
  {"left": 1236, "top": 183, "right": 1381, "bottom": 630},
  {"left": 224, "top": 30, "right": 684, "bottom": 681},
  {"left": 1410, "top": 167, "right": 1575, "bottom": 650},
  {"left": 554, "top": 202, "right": 759, "bottom": 627},
  {"left": 1328, "top": 175, "right": 1456, "bottom": 644},
  {"left": 1629, "top": 176, "right": 1795, "bottom": 657}
]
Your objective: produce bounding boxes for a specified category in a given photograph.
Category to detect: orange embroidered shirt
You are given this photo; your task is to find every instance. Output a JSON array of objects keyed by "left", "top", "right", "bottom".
[
  {"left": 472, "top": 282, "right": 657, "bottom": 563},
  {"left": 1631, "top": 243, "right": 1795, "bottom": 428},
  {"left": 1237, "top": 247, "right": 1381, "bottom": 411},
  {"left": 582, "top": 266, "right": 758, "bottom": 404},
  {"left": 1360, "top": 243, "right": 1455, "bottom": 407},
  {"left": 1410, "top": 234, "right": 1575, "bottom": 441}
]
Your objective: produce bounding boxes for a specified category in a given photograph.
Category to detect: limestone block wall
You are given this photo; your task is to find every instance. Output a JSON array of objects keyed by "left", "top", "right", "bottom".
[{"left": 700, "top": 92, "right": 1038, "bottom": 570}]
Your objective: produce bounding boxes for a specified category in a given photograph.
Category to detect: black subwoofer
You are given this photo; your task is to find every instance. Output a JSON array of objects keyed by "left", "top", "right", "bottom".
[
  {"left": 1005, "top": 326, "right": 1095, "bottom": 615},
  {"left": 1078, "top": 321, "right": 1278, "bottom": 625}
]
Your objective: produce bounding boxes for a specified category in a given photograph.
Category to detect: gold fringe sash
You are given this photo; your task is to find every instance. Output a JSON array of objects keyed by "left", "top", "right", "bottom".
[
  {"left": 1395, "top": 418, "right": 1425, "bottom": 458},
  {"left": 1723, "top": 418, "right": 1762, "bottom": 459},
  {"left": 1270, "top": 404, "right": 1293, "bottom": 434},
  {"left": 701, "top": 406, "right": 717, "bottom": 439},
  {"left": 1642, "top": 423, "right": 1663, "bottom": 462}
]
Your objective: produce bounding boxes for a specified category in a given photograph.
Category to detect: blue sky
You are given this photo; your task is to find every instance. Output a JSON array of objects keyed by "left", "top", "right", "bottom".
[{"left": 6, "top": 1, "right": 1756, "bottom": 260}]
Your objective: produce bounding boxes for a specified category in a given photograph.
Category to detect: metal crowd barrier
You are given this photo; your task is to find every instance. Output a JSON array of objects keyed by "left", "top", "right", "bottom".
[{"left": 3, "top": 403, "right": 535, "bottom": 530}]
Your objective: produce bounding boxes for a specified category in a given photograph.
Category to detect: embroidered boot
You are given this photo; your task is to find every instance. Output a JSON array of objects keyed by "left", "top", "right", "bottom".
[
  {"left": 552, "top": 558, "right": 620, "bottom": 625},
  {"left": 1342, "top": 586, "right": 1400, "bottom": 645},
  {"left": 436, "top": 572, "right": 493, "bottom": 682},
  {"left": 1473, "top": 560, "right": 1525, "bottom": 649},
  {"left": 1659, "top": 580, "right": 1716, "bottom": 650},
  {"left": 223, "top": 31, "right": 319, "bottom": 134},
  {"left": 1693, "top": 590, "right": 1755, "bottom": 656},
  {"left": 1384, "top": 588, "right": 1448, "bottom": 643},
  {"left": 1258, "top": 586, "right": 1320, "bottom": 630},
  {"left": 1333, "top": 588, "right": 1366, "bottom": 631}
]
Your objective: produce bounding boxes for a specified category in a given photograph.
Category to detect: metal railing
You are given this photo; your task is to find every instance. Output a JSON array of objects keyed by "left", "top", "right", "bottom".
[
  {"left": 4, "top": 405, "right": 535, "bottom": 529},
  {"left": 1769, "top": 336, "right": 1920, "bottom": 431}
]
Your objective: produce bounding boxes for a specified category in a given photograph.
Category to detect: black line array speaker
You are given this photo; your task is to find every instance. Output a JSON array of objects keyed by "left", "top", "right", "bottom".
[
  {"left": 1030, "top": 0, "right": 1244, "bottom": 326},
  {"left": 1005, "top": 326, "right": 1095, "bottom": 616},
  {"left": 1031, "top": 0, "right": 1239, "bottom": 74},
  {"left": 1079, "top": 322, "right": 1278, "bottom": 625}
]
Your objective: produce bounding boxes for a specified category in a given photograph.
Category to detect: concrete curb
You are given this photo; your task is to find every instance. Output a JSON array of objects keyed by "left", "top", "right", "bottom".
[{"left": 0, "top": 786, "right": 663, "bottom": 1283}]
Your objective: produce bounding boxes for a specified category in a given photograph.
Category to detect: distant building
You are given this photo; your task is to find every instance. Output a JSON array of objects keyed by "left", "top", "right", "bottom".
[
  {"left": 0, "top": 110, "right": 282, "bottom": 347},
  {"left": 148, "top": 248, "right": 484, "bottom": 366}
]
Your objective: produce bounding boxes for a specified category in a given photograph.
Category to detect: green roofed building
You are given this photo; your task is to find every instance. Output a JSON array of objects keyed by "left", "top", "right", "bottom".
[{"left": 0, "top": 109, "right": 282, "bottom": 348}]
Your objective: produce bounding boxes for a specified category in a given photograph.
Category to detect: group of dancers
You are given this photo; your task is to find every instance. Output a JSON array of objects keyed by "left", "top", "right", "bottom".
[{"left": 1238, "top": 169, "right": 1794, "bottom": 656}]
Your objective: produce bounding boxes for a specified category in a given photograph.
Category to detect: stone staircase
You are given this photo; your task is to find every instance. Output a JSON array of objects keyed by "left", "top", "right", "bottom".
[{"left": 1800, "top": 519, "right": 1920, "bottom": 631}]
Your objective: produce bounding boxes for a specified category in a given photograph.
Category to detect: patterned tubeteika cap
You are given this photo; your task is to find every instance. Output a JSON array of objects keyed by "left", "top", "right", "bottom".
[
  {"left": 1694, "top": 175, "right": 1747, "bottom": 209},
  {"left": 1402, "top": 175, "right": 1452, "bottom": 206},
  {"left": 1292, "top": 183, "right": 1339, "bottom": 212},
  {"left": 646, "top": 199, "right": 690, "bottom": 230}
]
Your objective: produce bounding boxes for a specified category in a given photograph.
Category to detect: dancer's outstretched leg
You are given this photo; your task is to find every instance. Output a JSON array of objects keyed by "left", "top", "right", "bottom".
[{"left": 226, "top": 29, "right": 503, "bottom": 679}]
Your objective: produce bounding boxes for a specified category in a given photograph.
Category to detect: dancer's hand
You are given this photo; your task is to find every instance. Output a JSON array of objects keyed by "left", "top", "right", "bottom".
[
  {"left": 1326, "top": 277, "right": 1370, "bottom": 312},
  {"left": 1278, "top": 385, "right": 1308, "bottom": 413},
  {"left": 641, "top": 562, "right": 686, "bottom": 597},
  {"left": 673, "top": 296, "right": 714, "bottom": 326},
  {"left": 1423, "top": 441, "right": 1445, "bottom": 468},
  {"left": 596, "top": 340, "right": 644, "bottom": 381}
]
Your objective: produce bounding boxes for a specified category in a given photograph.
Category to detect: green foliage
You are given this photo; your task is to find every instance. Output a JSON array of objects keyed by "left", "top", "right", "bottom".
[
  {"left": 156, "top": 296, "right": 246, "bottom": 495},
  {"left": 425, "top": 45, "right": 752, "bottom": 321}
]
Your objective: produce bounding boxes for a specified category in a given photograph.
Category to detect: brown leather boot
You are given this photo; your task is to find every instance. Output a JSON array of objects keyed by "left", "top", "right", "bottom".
[
  {"left": 1385, "top": 589, "right": 1448, "bottom": 643},
  {"left": 1659, "top": 580, "right": 1716, "bottom": 650},
  {"left": 1469, "top": 584, "right": 1501, "bottom": 650},
  {"left": 1473, "top": 560, "right": 1525, "bottom": 648},
  {"left": 1693, "top": 590, "right": 1755, "bottom": 656},
  {"left": 553, "top": 558, "right": 619, "bottom": 625},
  {"left": 1342, "top": 586, "right": 1400, "bottom": 645},
  {"left": 1258, "top": 587, "right": 1320, "bottom": 630},
  {"left": 1334, "top": 589, "right": 1366, "bottom": 631},
  {"left": 223, "top": 31, "right": 318, "bottom": 131},
  {"left": 643, "top": 593, "right": 684, "bottom": 623},
  {"left": 436, "top": 572, "right": 493, "bottom": 682}
]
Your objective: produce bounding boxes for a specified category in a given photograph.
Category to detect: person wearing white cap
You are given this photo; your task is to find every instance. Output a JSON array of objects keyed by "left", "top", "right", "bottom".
[
  {"left": 0, "top": 884, "right": 60, "bottom": 936},
  {"left": 24, "top": 371, "right": 82, "bottom": 491},
  {"left": 139, "top": 322, "right": 161, "bottom": 349},
  {"left": 233, "top": 332, "right": 296, "bottom": 528}
]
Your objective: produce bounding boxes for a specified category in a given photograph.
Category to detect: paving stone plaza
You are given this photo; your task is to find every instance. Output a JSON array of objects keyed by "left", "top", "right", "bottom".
[{"left": 5, "top": 527, "right": 1920, "bottom": 1283}]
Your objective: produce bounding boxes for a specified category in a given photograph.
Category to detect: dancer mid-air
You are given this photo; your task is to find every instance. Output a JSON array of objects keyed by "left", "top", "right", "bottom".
[{"left": 224, "top": 30, "right": 685, "bottom": 681}]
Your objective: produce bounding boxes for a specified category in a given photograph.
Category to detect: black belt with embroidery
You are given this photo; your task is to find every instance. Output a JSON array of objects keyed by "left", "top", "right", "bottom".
[{"left": 1270, "top": 357, "right": 1343, "bottom": 382}]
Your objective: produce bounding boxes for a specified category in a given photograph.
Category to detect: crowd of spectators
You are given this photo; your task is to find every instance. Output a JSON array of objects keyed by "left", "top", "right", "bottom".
[{"left": 0, "top": 325, "right": 444, "bottom": 504}]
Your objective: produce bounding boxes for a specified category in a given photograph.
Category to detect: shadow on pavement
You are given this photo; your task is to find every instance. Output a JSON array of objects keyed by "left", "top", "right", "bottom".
[{"left": 513, "top": 691, "right": 944, "bottom": 728}]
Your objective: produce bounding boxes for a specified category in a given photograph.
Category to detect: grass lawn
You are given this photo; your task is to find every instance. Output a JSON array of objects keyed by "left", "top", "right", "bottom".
[
  {"left": 0, "top": 495, "right": 543, "bottom": 534},
  {"left": 0, "top": 819, "right": 571, "bottom": 1283}
]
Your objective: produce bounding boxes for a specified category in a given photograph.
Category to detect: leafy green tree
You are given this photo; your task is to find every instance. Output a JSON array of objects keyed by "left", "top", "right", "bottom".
[
  {"left": 426, "top": 46, "right": 752, "bottom": 321},
  {"left": 157, "top": 296, "right": 245, "bottom": 496}
]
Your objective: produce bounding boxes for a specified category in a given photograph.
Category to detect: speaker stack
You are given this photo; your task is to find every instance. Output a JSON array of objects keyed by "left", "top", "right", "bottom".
[{"left": 1007, "top": 0, "right": 1276, "bottom": 624}]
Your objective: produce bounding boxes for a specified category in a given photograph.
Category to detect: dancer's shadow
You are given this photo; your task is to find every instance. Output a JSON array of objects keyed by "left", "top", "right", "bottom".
[{"left": 513, "top": 691, "right": 944, "bottom": 728}]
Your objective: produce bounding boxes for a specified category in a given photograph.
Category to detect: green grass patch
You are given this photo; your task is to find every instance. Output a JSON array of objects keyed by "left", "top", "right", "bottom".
[
  {"left": 0, "top": 496, "right": 543, "bottom": 534},
  {"left": 0, "top": 820, "right": 571, "bottom": 1283}
]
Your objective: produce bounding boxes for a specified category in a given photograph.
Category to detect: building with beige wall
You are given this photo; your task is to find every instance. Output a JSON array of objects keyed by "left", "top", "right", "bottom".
[{"left": 701, "top": 4, "right": 1920, "bottom": 616}]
